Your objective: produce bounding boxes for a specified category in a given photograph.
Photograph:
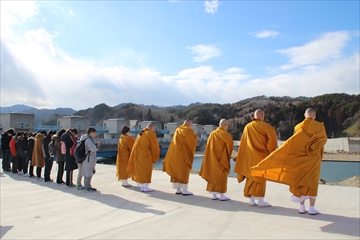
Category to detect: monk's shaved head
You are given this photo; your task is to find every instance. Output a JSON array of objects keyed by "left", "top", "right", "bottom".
[
  {"left": 146, "top": 123, "right": 155, "bottom": 131},
  {"left": 254, "top": 109, "right": 265, "bottom": 121},
  {"left": 184, "top": 119, "right": 192, "bottom": 126},
  {"left": 304, "top": 108, "right": 316, "bottom": 119},
  {"left": 219, "top": 119, "right": 228, "bottom": 127}
]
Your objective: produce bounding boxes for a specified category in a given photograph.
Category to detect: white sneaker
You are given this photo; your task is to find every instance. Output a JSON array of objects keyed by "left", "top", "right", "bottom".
[{"left": 23, "top": 173, "right": 30, "bottom": 177}]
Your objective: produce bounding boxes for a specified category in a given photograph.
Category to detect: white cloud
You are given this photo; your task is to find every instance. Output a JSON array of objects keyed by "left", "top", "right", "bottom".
[
  {"left": 187, "top": 44, "right": 221, "bottom": 62},
  {"left": 1, "top": 1, "right": 40, "bottom": 39},
  {"left": 277, "top": 31, "right": 350, "bottom": 69},
  {"left": 252, "top": 30, "right": 279, "bottom": 38},
  {"left": 204, "top": 0, "right": 219, "bottom": 14},
  {"left": 69, "top": 8, "right": 75, "bottom": 15}
]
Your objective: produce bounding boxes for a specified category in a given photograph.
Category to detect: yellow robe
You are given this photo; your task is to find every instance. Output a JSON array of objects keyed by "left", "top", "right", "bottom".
[
  {"left": 233, "top": 120, "right": 277, "bottom": 197},
  {"left": 199, "top": 127, "right": 233, "bottom": 193},
  {"left": 163, "top": 124, "right": 198, "bottom": 184},
  {"left": 116, "top": 134, "right": 135, "bottom": 181},
  {"left": 126, "top": 128, "right": 160, "bottom": 184},
  {"left": 251, "top": 118, "right": 327, "bottom": 197},
  {"left": 32, "top": 133, "right": 45, "bottom": 168}
]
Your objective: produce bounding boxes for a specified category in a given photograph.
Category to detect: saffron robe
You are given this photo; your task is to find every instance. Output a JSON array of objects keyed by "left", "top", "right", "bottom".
[
  {"left": 32, "top": 133, "right": 45, "bottom": 168},
  {"left": 163, "top": 124, "right": 198, "bottom": 184},
  {"left": 126, "top": 128, "right": 160, "bottom": 184},
  {"left": 199, "top": 127, "right": 233, "bottom": 192},
  {"left": 251, "top": 118, "right": 327, "bottom": 196},
  {"left": 116, "top": 134, "right": 135, "bottom": 181},
  {"left": 233, "top": 120, "right": 277, "bottom": 183}
]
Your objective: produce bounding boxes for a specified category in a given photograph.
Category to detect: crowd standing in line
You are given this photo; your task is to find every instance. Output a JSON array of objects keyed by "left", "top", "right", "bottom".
[
  {"left": 1, "top": 127, "right": 100, "bottom": 193},
  {"left": 1, "top": 108, "right": 327, "bottom": 215}
]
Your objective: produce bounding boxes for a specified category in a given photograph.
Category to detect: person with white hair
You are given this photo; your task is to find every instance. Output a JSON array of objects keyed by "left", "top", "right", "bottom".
[{"left": 199, "top": 119, "right": 233, "bottom": 201}]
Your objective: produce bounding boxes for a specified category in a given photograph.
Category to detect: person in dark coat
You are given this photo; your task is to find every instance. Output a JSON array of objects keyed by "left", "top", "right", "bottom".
[
  {"left": 43, "top": 130, "right": 56, "bottom": 182},
  {"left": 61, "top": 128, "right": 79, "bottom": 186},
  {"left": 25, "top": 133, "right": 36, "bottom": 177},
  {"left": 54, "top": 129, "right": 66, "bottom": 184},
  {"left": 1, "top": 128, "right": 14, "bottom": 172},
  {"left": 17, "top": 132, "right": 29, "bottom": 175}
]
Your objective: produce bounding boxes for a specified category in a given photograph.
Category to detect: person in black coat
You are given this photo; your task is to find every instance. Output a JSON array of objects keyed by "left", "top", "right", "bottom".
[
  {"left": 1, "top": 128, "right": 14, "bottom": 172},
  {"left": 61, "top": 128, "right": 79, "bottom": 186},
  {"left": 43, "top": 130, "right": 56, "bottom": 182},
  {"left": 27, "top": 133, "right": 36, "bottom": 177}
]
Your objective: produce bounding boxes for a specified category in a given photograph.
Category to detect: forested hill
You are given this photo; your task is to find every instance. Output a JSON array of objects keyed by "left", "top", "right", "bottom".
[{"left": 73, "top": 93, "right": 359, "bottom": 140}]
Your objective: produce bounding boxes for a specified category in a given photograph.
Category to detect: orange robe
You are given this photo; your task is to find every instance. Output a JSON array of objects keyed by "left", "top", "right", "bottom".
[
  {"left": 126, "top": 128, "right": 160, "bottom": 184},
  {"left": 199, "top": 127, "right": 233, "bottom": 193},
  {"left": 116, "top": 134, "right": 135, "bottom": 181},
  {"left": 32, "top": 133, "right": 45, "bottom": 168},
  {"left": 163, "top": 124, "right": 198, "bottom": 184},
  {"left": 233, "top": 120, "right": 277, "bottom": 197},
  {"left": 251, "top": 118, "right": 327, "bottom": 197}
]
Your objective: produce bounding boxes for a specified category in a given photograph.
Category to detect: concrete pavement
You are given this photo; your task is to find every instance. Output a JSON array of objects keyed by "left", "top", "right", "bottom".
[{"left": 1, "top": 164, "right": 359, "bottom": 239}]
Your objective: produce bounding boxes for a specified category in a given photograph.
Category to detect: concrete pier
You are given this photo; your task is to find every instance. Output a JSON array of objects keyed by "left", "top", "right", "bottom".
[{"left": 1, "top": 164, "right": 359, "bottom": 239}]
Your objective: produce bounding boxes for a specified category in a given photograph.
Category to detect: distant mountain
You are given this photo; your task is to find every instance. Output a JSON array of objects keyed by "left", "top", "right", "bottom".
[
  {"left": 0, "top": 104, "right": 36, "bottom": 113},
  {"left": 0, "top": 105, "right": 76, "bottom": 126}
]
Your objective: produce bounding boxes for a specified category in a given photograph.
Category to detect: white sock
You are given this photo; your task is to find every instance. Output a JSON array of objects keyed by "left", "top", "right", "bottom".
[{"left": 299, "top": 204, "right": 306, "bottom": 212}]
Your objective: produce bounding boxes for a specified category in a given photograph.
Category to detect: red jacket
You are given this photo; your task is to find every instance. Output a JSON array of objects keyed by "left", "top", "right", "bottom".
[{"left": 10, "top": 138, "right": 17, "bottom": 157}]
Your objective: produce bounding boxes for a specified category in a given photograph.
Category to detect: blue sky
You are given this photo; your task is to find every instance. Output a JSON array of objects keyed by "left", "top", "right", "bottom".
[{"left": 1, "top": 0, "right": 359, "bottom": 110}]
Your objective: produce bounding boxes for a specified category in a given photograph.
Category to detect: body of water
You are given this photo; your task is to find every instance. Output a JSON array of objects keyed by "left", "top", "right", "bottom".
[{"left": 99, "top": 157, "right": 359, "bottom": 183}]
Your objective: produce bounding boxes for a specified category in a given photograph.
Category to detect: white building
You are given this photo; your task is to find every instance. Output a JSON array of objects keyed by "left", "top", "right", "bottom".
[
  {"left": 163, "top": 122, "right": 181, "bottom": 138},
  {"left": 0, "top": 113, "right": 35, "bottom": 133},
  {"left": 57, "top": 115, "right": 89, "bottom": 134},
  {"left": 103, "top": 118, "right": 130, "bottom": 139}
]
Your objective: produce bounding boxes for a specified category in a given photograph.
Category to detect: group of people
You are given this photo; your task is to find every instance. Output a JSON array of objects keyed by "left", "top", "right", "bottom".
[
  {"left": 116, "top": 108, "right": 327, "bottom": 215},
  {"left": 2, "top": 108, "right": 326, "bottom": 214},
  {"left": 1, "top": 127, "right": 101, "bottom": 192}
]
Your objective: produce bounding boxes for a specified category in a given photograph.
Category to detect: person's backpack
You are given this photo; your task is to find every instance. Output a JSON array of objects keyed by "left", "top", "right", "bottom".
[
  {"left": 60, "top": 141, "right": 66, "bottom": 154},
  {"left": 69, "top": 135, "right": 77, "bottom": 157},
  {"left": 74, "top": 139, "right": 90, "bottom": 163},
  {"left": 48, "top": 140, "right": 57, "bottom": 156}
]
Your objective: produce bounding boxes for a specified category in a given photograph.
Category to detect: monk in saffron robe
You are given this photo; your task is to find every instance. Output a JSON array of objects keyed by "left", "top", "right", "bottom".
[
  {"left": 233, "top": 109, "right": 277, "bottom": 207},
  {"left": 116, "top": 126, "right": 135, "bottom": 187},
  {"left": 199, "top": 119, "right": 233, "bottom": 201},
  {"left": 163, "top": 119, "right": 198, "bottom": 195},
  {"left": 251, "top": 108, "right": 327, "bottom": 215},
  {"left": 126, "top": 123, "right": 160, "bottom": 192}
]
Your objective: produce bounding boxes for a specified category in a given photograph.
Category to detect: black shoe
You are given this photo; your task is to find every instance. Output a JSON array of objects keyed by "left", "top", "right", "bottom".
[
  {"left": 45, "top": 179, "right": 53, "bottom": 182},
  {"left": 90, "top": 187, "right": 97, "bottom": 191}
]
